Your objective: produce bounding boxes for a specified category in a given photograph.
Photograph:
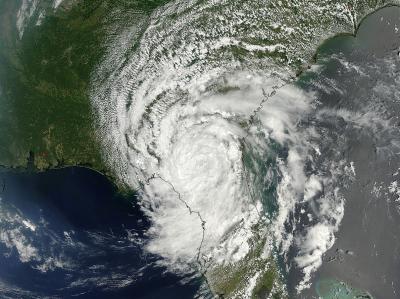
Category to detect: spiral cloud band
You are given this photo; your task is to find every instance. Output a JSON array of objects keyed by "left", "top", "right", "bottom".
[{"left": 89, "top": 0, "right": 371, "bottom": 295}]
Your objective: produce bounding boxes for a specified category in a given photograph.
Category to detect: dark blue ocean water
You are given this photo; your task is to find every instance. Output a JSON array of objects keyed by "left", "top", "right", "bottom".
[{"left": 0, "top": 167, "right": 201, "bottom": 299}]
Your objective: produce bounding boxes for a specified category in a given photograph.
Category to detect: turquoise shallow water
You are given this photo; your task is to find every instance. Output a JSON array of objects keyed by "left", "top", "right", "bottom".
[
  {"left": 297, "top": 5, "right": 400, "bottom": 299},
  {"left": 316, "top": 279, "right": 372, "bottom": 299},
  {"left": 1, "top": 3, "right": 399, "bottom": 298}
]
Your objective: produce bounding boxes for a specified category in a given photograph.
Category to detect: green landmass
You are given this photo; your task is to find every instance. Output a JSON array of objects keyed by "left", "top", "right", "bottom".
[
  {"left": 0, "top": 0, "right": 169, "bottom": 185},
  {"left": 0, "top": 0, "right": 398, "bottom": 186},
  {"left": 207, "top": 228, "right": 287, "bottom": 298},
  {"left": 0, "top": 0, "right": 399, "bottom": 297}
]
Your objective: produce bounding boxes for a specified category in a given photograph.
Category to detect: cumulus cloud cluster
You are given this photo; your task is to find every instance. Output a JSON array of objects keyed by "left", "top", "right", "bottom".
[{"left": 89, "top": 0, "right": 381, "bottom": 294}]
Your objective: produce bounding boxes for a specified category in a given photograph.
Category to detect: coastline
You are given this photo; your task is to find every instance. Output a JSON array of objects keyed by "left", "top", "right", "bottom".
[{"left": 1, "top": 2, "right": 399, "bottom": 192}]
